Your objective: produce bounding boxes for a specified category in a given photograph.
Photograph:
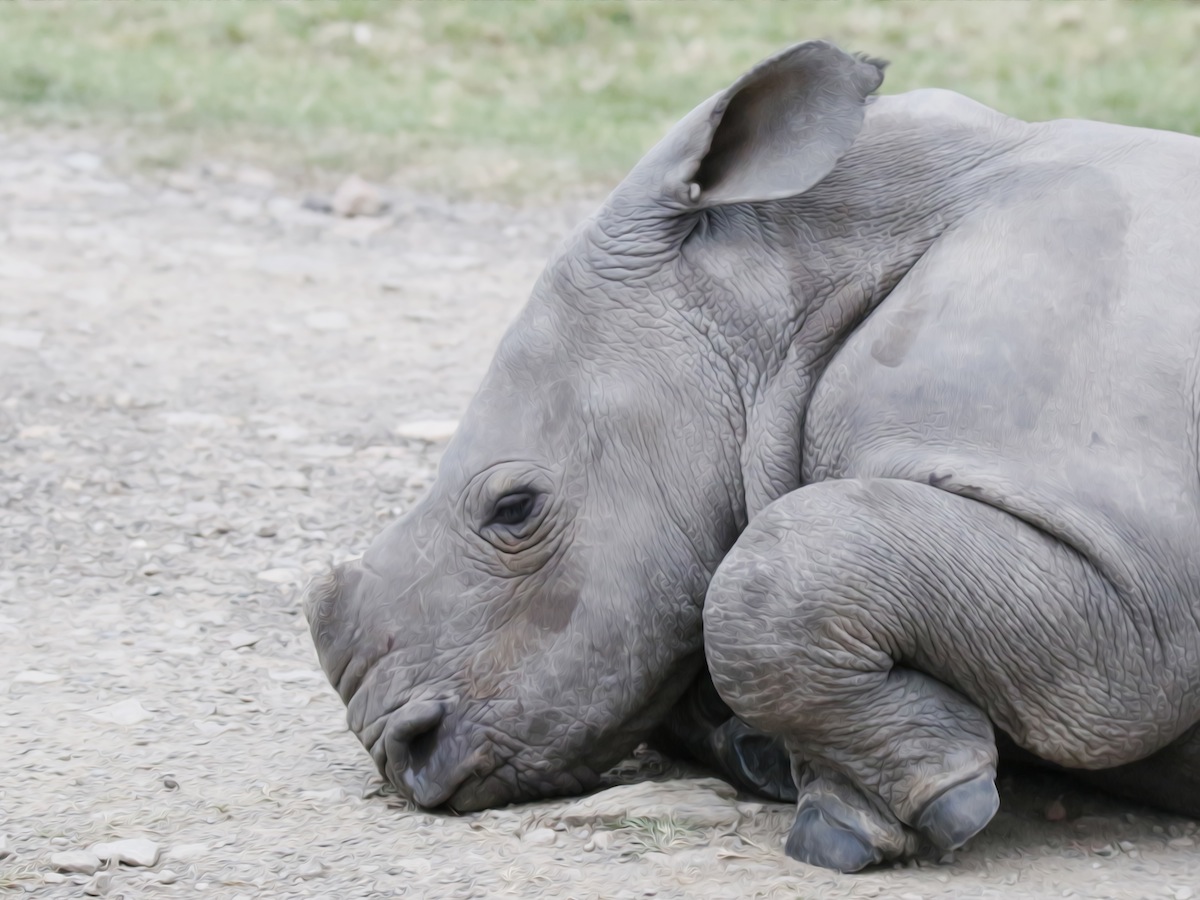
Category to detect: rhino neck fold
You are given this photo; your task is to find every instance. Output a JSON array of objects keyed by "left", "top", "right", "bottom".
[{"left": 707, "top": 109, "right": 1024, "bottom": 517}]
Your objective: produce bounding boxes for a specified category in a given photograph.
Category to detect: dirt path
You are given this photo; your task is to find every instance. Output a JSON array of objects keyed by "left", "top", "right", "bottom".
[{"left": 1, "top": 129, "right": 1197, "bottom": 900}]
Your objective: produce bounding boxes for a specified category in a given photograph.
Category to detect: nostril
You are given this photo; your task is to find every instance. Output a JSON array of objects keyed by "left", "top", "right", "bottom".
[
  {"left": 407, "top": 722, "right": 439, "bottom": 770},
  {"left": 383, "top": 700, "right": 446, "bottom": 777}
]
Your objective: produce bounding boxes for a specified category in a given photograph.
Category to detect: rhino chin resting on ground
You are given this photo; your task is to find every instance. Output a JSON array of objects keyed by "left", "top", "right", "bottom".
[{"left": 304, "top": 40, "right": 1200, "bottom": 872}]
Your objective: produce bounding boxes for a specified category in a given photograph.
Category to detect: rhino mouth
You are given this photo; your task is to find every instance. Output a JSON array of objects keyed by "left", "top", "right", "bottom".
[
  {"left": 366, "top": 702, "right": 503, "bottom": 809},
  {"left": 362, "top": 698, "right": 608, "bottom": 811}
]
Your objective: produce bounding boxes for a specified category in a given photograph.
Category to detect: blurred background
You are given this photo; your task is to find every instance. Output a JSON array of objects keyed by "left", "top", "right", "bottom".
[{"left": 3, "top": 0, "right": 1200, "bottom": 199}]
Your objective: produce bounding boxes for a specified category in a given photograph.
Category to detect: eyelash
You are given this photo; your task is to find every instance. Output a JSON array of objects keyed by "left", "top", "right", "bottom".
[{"left": 489, "top": 492, "right": 536, "bottom": 528}]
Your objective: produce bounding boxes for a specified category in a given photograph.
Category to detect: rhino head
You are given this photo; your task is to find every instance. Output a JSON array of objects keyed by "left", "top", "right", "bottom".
[{"left": 305, "top": 42, "right": 885, "bottom": 811}]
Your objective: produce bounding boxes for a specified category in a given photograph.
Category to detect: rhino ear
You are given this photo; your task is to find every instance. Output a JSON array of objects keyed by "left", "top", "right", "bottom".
[{"left": 649, "top": 41, "right": 885, "bottom": 210}]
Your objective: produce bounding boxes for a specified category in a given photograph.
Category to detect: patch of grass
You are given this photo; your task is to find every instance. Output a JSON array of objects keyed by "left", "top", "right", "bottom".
[
  {"left": 612, "top": 814, "right": 708, "bottom": 855},
  {"left": 1, "top": 1, "right": 1199, "bottom": 197}
]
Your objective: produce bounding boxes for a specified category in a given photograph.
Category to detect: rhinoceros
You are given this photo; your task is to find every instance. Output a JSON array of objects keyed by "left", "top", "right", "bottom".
[{"left": 304, "top": 40, "right": 1200, "bottom": 871}]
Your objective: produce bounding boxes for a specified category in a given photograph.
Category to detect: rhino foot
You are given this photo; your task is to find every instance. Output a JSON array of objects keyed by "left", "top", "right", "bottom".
[
  {"left": 785, "top": 802, "right": 881, "bottom": 873},
  {"left": 913, "top": 770, "right": 999, "bottom": 851},
  {"left": 783, "top": 760, "right": 920, "bottom": 872}
]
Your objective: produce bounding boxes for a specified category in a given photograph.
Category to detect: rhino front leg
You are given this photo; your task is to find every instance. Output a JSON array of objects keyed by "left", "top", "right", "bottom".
[{"left": 705, "top": 478, "right": 1164, "bottom": 871}]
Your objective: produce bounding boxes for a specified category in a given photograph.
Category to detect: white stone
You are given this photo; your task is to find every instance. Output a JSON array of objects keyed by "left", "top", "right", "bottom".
[
  {"left": 17, "top": 424, "right": 58, "bottom": 439},
  {"left": 86, "top": 698, "right": 152, "bottom": 726},
  {"left": 160, "top": 411, "right": 231, "bottom": 430},
  {"left": 164, "top": 843, "right": 208, "bottom": 864},
  {"left": 220, "top": 197, "right": 261, "bottom": 223},
  {"left": 90, "top": 838, "right": 161, "bottom": 868},
  {"left": 296, "top": 443, "right": 354, "bottom": 458},
  {"left": 256, "top": 568, "right": 301, "bottom": 584},
  {"left": 394, "top": 419, "right": 458, "bottom": 442},
  {"left": 521, "top": 828, "right": 558, "bottom": 847},
  {"left": 83, "top": 871, "right": 112, "bottom": 896},
  {"left": 258, "top": 424, "right": 309, "bottom": 442},
  {"left": 50, "top": 850, "right": 101, "bottom": 874},
  {"left": 64, "top": 152, "right": 103, "bottom": 172},
  {"left": 227, "top": 631, "right": 260, "bottom": 649},
  {"left": 234, "top": 165, "right": 276, "bottom": 189},
  {"left": 330, "top": 174, "right": 385, "bottom": 218},
  {"left": 296, "top": 859, "right": 325, "bottom": 879},
  {"left": 14, "top": 670, "right": 61, "bottom": 683},
  {"left": 304, "top": 310, "right": 351, "bottom": 332},
  {"left": 0, "top": 328, "right": 44, "bottom": 348},
  {"left": 0, "top": 259, "right": 46, "bottom": 280}
]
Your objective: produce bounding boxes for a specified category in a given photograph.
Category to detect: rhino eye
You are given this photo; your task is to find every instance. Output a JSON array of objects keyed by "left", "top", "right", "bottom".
[{"left": 489, "top": 492, "right": 537, "bottom": 528}]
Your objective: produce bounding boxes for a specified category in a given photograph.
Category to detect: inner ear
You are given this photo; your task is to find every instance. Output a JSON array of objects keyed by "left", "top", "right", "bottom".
[
  {"left": 696, "top": 67, "right": 804, "bottom": 194},
  {"left": 688, "top": 42, "right": 885, "bottom": 208}
]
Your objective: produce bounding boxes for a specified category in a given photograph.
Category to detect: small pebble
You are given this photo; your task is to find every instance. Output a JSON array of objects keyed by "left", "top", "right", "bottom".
[
  {"left": 256, "top": 568, "right": 300, "bottom": 585},
  {"left": 296, "top": 859, "right": 325, "bottom": 879},
  {"left": 1174, "top": 887, "right": 1195, "bottom": 900},
  {"left": 394, "top": 419, "right": 458, "bottom": 442},
  {"left": 157, "top": 869, "right": 179, "bottom": 885},
  {"left": 1118, "top": 839, "right": 1136, "bottom": 852},
  {"left": 64, "top": 151, "right": 102, "bottom": 172},
  {"left": 49, "top": 850, "right": 101, "bottom": 874},
  {"left": 304, "top": 310, "right": 351, "bottom": 332},
  {"left": 330, "top": 174, "right": 385, "bottom": 218},
  {"left": 0, "top": 833, "right": 9, "bottom": 858},
  {"left": 0, "top": 328, "right": 44, "bottom": 348},
  {"left": 1167, "top": 836, "right": 1195, "bottom": 848},
  {"left": 165, "top": 843, "right": 208, "bottom": 864},
  {"left": 14, "top": 670, "right": 61, "bottom": 684},
  {"left": 44, "top": 873, "right": 66, "bottom": 885},
  {"left": 522, "top": 828, "right": 557, "bottom": 847},
  {"left": 86, "top": 700, "right": 153, "bottom": 726},
  {"left": 162, "top": 776, "right": 179, "bottom": 790},
  {"left": 90, "top": 837, "right": 160, "bottom": 867},
  {"left": 83, "top": 872, "right": 112, "bottom": 896}
]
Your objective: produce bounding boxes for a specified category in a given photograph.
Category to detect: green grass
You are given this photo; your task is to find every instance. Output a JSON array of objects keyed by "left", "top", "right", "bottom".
[{"left": 2, "top": 1, "right": 1199, "bottom": 197}]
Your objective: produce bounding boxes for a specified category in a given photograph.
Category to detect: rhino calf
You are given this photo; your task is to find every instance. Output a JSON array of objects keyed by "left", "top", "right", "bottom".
[{"left": 306, "top": 41, "right": 1200, "bottom": 871}]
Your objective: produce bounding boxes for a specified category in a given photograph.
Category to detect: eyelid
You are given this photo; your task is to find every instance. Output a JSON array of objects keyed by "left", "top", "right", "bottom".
[{"left": 485, "top": 491, "right": 546, "bottom": 533}]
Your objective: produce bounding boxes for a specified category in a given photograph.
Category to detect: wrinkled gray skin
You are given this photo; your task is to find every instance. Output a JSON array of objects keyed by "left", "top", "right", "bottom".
[{"left": 305, "top": 41, "right": 1200, "bottom": 872}]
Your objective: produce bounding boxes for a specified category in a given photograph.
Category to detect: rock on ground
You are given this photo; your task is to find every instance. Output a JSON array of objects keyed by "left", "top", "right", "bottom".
[
  {"left": 48, "top": 850, "right": 101, "bottom": 874},
  {"left": 90, "top": 838, "right": 161, "bottom": 867},
  {"left": 1, "top": 128, "right": 1198, "bottom": 899}
]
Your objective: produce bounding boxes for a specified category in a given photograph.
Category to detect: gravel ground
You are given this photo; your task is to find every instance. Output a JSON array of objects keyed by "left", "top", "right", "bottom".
[{"left": 2, "top": 129, "right": 1199, "bottom": 900}]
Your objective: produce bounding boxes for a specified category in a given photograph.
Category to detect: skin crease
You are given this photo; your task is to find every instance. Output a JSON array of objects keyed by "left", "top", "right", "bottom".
[{"left": 306, "top": 41, "right": 1200, "bottom": 870}]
